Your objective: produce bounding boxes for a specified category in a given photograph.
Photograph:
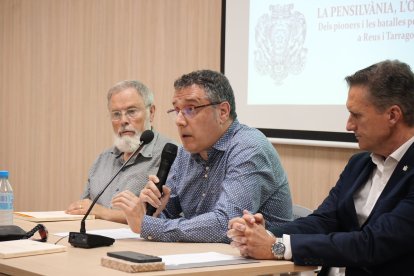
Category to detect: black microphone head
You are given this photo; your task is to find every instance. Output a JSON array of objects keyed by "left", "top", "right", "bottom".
[
  {"left": 161, "top": 143, "right": 178, "bottom": 163},
  {"left": 140, "top": 130, "right": 154, "bottom": 145}
]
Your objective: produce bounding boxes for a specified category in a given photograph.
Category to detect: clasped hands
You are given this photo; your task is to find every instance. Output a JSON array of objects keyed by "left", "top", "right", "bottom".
[
  {"left": 227, "top": 210, "right": 276, "bottom": 259},
  {"left": 111, "top": 175, "right": 171, "bottom": 233}
]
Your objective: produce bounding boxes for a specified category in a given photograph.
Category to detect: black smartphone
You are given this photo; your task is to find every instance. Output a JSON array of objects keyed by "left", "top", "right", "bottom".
[{"left": 107, "top": 251, "right": 162, "bottom": 263}]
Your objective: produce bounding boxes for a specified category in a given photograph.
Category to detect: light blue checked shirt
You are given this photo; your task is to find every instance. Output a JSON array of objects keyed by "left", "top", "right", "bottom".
[
  {"left": 81, "top": 131, "right": 175, "bottom": 207},
  {"left": 140, "top": 120, "right": 292, "bottom": 243}
]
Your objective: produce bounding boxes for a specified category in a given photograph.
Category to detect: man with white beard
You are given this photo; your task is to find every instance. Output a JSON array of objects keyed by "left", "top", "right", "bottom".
[{"left": 66, "top": 80, "right": 175, "bottom": 223}]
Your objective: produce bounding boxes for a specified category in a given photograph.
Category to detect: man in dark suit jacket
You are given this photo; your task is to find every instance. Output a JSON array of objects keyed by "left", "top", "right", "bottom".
[{"left": 227, "top": 60, "right": 414, "bottom": 276}]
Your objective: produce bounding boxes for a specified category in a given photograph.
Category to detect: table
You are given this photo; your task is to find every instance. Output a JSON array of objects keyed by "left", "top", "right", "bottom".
[{"left": 0, "top": 218, "right": 316, "bottom": 275}]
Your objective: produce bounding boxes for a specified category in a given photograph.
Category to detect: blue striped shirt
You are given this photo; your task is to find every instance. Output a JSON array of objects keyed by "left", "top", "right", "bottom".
[{"left": 140, "top": 120, "right": 292, "bottom": 243}]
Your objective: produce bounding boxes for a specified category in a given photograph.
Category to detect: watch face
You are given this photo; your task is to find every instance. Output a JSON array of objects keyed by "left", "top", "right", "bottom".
[
  {"left": 274, "top": 242, "right": 285, "bottom": 253},
  {"left": 272, "top": 242, "right": 285, "bottom": 259}
]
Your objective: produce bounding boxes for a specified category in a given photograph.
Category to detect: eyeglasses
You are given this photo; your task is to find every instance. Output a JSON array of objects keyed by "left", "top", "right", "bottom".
[
  {"left": 166, "top": 102, "right": 223, "bottom": 120},
  {"left": 110, "top": 108, "right": 144, "bottom": 121}
]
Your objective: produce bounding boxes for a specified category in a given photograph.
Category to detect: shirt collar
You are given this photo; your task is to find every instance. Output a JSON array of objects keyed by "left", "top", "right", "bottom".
[
  {"left": 191, "top": 119, "right": 239, "bottom": 161},
  {"left": 371, "top": 135, "right": 414, "bottom": 165},
  {"left": 212, "top": 119, "right": 239, "bottom": 151}
]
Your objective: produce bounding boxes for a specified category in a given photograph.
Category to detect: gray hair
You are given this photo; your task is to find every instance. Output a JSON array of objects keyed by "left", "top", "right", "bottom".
[
  {"left": 174, "top": 70, "right": 237, "bottom": 119},
  {"left": 107, "top": 80, "right": 154, "bottom": 110},
  {"left": 345, "top": 60, "right": 414, "bottom": 126}
]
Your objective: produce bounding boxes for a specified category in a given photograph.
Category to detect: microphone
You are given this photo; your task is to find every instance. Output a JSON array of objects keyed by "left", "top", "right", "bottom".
[
  {"left": 68, "top": 129, "right": 154, "bottom": 248},
  {"left": 146, "top": 143, "right": 178, "bottom": 216}
]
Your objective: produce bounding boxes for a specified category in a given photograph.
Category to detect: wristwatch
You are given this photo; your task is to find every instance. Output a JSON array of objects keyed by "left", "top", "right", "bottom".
[{"left": 271, "top": 237, "right": 285, "bottom": 260}]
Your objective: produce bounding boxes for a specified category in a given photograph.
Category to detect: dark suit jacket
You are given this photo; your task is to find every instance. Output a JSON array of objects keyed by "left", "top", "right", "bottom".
[{"left": 269, "top": 144, "right": 414, "bottom": 276}]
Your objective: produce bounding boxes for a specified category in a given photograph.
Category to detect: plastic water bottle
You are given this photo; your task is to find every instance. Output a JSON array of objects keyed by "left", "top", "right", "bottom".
[{"left": 0, "top": 170, "right": 14, "bottom": 225}]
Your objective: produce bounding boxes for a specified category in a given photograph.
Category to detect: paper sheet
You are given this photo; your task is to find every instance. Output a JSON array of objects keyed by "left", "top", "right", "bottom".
[
  {"left": 14, "top": 211, "right": 94, "bottom": 222},
  {"left": 159, "top": 251, "right": 258, "bottom": 269},
  {"left": 54, "top": 228, "right": 142, "bottom": 240}
]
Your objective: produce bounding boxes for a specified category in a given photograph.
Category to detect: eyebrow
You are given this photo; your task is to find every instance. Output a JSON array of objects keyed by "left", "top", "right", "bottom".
[
  {"left": 172, "top": 99, "right": 202, "bottom": 106},
  {"left": 173, "top": 94, "right": 211, "bottom": 105},
  {"left": 111, "top": 105, "right": 142, "bottom": 111}
]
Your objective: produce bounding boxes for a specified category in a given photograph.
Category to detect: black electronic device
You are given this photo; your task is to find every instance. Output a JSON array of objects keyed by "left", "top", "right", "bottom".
[
  {"left": 68, "top": 130, "right": 154, "bottom": 248},
  {"left": 0, "top": 224, "right": 48, "bottom": 242},
  {"left": 107, "top": 251, "right": 162, "bottom": 263},
  {"left": 146, "top": 143, "right": 178, "bottom": 216}
]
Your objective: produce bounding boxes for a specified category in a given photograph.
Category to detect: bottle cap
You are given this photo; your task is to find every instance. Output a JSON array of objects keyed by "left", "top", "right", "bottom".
[{"left": 0, "top": 171, "right": 9, "bottom": 178}]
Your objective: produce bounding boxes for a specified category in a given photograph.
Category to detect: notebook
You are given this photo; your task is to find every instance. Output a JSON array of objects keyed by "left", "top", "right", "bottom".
[{"left": 0, "top": 239, "right": 66, "bottom": 259}]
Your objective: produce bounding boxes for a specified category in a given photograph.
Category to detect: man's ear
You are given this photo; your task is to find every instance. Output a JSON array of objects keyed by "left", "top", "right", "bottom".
[
  {"left": 388, "top": 105, "right": 402, "bottom": 125},
  {"left": 149, "top": 105, "right": 156, "bottom": 123},
  {"left": 218, "top": 101, "right": 231, "bottom": 123}
]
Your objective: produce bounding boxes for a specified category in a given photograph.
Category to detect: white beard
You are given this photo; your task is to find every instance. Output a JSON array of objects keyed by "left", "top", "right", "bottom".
[{"left": 113, "top": 130, "right": 142, "bottom": 153}]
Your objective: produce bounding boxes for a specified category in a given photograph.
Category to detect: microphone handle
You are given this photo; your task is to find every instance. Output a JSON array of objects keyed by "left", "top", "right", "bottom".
[
  {"left": 145, "top": 199, "right": 158, "bottom": 216},
  {"left": 80, "top": 141, "right": 145, "bottom": 233},
  {"left": 146, "top": 161, "right": 170, "bottom": 216}
]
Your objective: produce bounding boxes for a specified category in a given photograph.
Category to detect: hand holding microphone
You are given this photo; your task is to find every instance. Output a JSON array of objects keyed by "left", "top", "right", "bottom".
[
  {"left": 141, "top": 175, "right": 172, "bottom": 217},
  {"left": 145, "top": 143, "right": 177, "bottom": 216},
  {"left": 110, "top": 176, "right": 170, "bottom": 234},
  {"left": 111, "top": 143, "right": 177, "bottom": 235}
]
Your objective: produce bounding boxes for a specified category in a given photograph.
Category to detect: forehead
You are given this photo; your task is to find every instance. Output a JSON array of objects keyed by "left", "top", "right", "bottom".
[
  {"left": 346, "top": 85, "right": 371, "bottom": 110},
  {"left": 110, "top": 88, "right": 144, "bottom": 106},
  {"left": 172, "top": 84, "right": 208, "bottom": 105}
]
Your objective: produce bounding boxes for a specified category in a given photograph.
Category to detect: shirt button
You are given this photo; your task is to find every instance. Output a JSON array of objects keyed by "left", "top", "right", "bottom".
[
  {"left": 147, "top": 236, "right": 153, "bottom": 240},
  {"left": 202, "top": 193, "right": 206, "bottom": 197}
]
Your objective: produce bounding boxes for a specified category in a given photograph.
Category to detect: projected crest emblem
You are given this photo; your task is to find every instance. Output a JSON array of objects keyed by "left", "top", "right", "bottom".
[{"left": 254, "top": 4, "right": 307, "bottom": 85}]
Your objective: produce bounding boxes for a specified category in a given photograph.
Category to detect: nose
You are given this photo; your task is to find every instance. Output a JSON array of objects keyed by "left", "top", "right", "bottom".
[
  {"left": 120, "top": 113, "right": 130, "bottom": 125},
  {"left": 175, "top": 111, "right": 187, "bottom": 127},
  {"left": 346, "top": 115, "right": 355, "bottom": 131}
]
